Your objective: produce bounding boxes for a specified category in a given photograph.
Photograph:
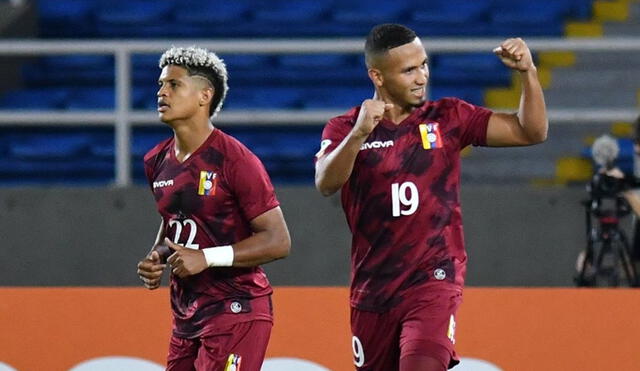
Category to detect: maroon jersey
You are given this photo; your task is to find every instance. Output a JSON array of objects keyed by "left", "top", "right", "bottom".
[
  {"left": 144, "top": 128, "right": 279, "bottom": 338},
  {"left": 318, "top": 98, "right": 491, "bottom": 312}
]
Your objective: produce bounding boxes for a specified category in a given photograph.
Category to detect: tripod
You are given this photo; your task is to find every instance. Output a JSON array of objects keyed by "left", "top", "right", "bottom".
[{"left": 575, "top": 196, "right": 639, "bottom": 287}]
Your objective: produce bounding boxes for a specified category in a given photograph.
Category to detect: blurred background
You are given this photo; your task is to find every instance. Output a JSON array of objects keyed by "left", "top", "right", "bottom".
[
  {"left": 0, "top": 0, "right": 638, "bottom": 286},
  {"left": 1, "top": 1, "right": 640, "bottom": 370}
]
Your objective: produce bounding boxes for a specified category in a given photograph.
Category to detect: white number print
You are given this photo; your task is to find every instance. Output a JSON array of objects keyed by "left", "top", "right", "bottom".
[
  {"left": 168, "top": 218, "right": 200, "bottom": 249},
  {"left": 352, "top": 336, "right": 365, "bottom": 368},
  {"left": 391, "top": 181, "right": 419, "bottom": 217}
]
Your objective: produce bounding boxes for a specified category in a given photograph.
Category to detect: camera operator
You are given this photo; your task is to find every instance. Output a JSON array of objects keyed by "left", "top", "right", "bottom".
[{"left": 575, "top": 119, "right": 640, "bottom": 286}]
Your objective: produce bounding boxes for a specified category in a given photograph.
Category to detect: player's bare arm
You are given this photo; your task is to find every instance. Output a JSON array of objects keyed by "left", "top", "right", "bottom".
[
  {"left": 486, "top": 37, "right": 548, "bottom": 147},
  {"left": 315, "top": 95, "right": 393, "bottom": 196},
  {"left": 137, "top": 220, "right": 168, "bottom": 290},
  {"left": 166, "top": 206, "right": 291, "bottom": 278}
]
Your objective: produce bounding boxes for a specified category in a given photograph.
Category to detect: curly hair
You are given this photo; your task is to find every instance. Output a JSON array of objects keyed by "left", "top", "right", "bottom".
[{"left": 159, "top": 46, "right": 228, "bottom": 118}]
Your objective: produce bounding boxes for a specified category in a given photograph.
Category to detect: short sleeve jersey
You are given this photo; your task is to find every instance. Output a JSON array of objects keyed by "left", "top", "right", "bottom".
[
  {"left": 143, "top": 128, "right": 280, "bottom": 337},
  {"left": 318, "top": 98, "right": 491, "bottom": 312}
]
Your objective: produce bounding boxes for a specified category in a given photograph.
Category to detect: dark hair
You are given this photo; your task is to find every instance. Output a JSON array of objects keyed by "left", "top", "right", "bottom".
[
  {"left": 365, "top": 23, "right": 418, "bottom": 66},
  {"left": 635, "top": 115, "right": 640, "bottom": 144},
  {"left": 183, "top": 65, "right": 225, "bottom": 118}
]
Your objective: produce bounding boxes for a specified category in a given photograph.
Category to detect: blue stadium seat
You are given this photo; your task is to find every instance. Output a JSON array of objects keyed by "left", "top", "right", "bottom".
[
  {"left": 331, "top": 1, "right": 410, "bottom": 36},
  {"left": 430, "top": 86, "right": 484, "bottom": 106},
  {"left": 224, "top": 87, "right": 303, "bottom": 109},
  {"left": 489, "top": 1, "right": 570, "bottom": 36},
  {"left": 407, "top": 0, "right": 491, "bottom": 36},
  {"left": 274, "top": 54, "right": 365, "bottom": 86},
  {"left": 430, "top": 54, "right": 510, "bottom": 86},
  {"left": 9, "top": 133, "right": 92, "bottom": 160},
  {"left": 0, "top": 88, "right": 69, "bottom": 109},
  {"left": 22, "top": 55, "right": 114, "bottom": 87},
  {"left": 95, "top": 0, "right": 176, "bottom": 37},
  {"left": 132, "top": 54, "right": 161, "bottom": 85},
  {"left": 302, "top": 87, "right": 373, "bottom": 110},
  {"left": 36, "top": 0, "right": 97, "bottom": 37},
  {"left": 65, "top": 87, "right": 115, "bottom": 109}
]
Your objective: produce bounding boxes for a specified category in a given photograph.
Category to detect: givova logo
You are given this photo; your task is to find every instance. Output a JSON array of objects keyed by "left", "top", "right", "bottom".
[{"left": 360, "top": 140, "right": 394, "bottom": 151}]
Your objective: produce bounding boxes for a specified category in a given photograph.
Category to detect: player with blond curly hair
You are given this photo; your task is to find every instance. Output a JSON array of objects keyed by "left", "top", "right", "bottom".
[{"left": 137, "top": 46, "right": 291, "bottom": 371}]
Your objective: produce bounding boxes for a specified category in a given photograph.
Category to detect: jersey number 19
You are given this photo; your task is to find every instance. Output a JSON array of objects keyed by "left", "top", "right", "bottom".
[{"left": 391, "top": 181, "right": 418, "bottom": 217}]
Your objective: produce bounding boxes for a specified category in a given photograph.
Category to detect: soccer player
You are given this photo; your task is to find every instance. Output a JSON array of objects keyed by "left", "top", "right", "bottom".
[
  {"left": 136, "top": 46, "right": 291, "bottom": 371},
  {"left": 314, "top": 24, "right": 547, "bottom": 370}
]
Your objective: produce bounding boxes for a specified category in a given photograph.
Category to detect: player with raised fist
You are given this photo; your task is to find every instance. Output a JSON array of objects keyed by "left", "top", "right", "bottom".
[{"left": 315, "top": 24, "right": 547, "bottom": 371}]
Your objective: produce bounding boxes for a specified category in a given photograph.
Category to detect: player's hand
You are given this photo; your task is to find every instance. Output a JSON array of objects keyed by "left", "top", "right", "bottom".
[
  {"left": 352, "top": 92, "right": 393, "bottom": 138},
  {"left": 493, "top": 38, "right": 534, "bottom": 72},
  {"left": 137, "top": 250, "right": 166, "bottom": 290},
  {"left": 165, "top": 237, "right": 208, "bottom": 278}
]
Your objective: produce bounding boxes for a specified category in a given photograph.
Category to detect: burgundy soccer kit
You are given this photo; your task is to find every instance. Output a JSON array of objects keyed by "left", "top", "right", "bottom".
[
  {"left": 319, "top": 98, "right": 491, "bottom": 369},
  {"left": 144, "top": 128, "right": 279, "bottom": 369}
]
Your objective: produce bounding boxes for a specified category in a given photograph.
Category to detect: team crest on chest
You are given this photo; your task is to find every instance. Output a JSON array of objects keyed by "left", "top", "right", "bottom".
[
  {"left": 418, "top": 122, "right": 443, "bottom": 150},
  {"left": 198, "top": 171, "right": 217, "bottom": 196}
]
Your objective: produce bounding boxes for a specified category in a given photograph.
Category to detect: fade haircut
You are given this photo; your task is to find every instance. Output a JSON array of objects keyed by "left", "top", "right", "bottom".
[
  {"left": 365, "top": 23, "right": 418, "bottom": 67},
  {"left": 159, "top": 46, "right": 228, "bottom": 118}
]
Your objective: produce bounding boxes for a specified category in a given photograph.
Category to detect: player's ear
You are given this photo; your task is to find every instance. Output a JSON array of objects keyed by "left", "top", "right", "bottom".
[
  {"left": 367, "top": 68, "right": 383, "bottom": 88},
  {"left": 199, "top": 86, "right": 214, "bottom": 107}
]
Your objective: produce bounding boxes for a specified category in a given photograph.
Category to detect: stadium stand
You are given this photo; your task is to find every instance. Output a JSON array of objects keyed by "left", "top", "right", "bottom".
[{"left": 3, "top": 0, "right": 631, "bottom": 185}]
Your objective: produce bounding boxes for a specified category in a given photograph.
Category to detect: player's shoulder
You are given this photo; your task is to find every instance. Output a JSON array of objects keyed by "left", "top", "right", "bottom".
[
  {"left": 143, "top": 136, "right": 172, "bottom": 163},
  {"left": 214, "top": 129, "right": 260, "bottom": 161},
  {"left": 428, "top": 97, "right": 470, "bottom": 111},
  {"left": 328, "top": 106, "right": 360, "bottom": 125}
]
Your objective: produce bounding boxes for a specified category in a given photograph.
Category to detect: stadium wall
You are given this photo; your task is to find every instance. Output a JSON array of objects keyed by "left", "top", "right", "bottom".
[
  {"left": 1, "top": 287, "right": 639, "bottom": 371},
  {"left": 0, "top": 185, "right": 599, "bottom": 287}
]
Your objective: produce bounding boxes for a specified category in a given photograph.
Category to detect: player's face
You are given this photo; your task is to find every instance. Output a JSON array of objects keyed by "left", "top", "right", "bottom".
[
  {"left": 156, "top": 65, "right": 207, "bottom": 124},
  {"left": 377, "top": 38, "right": 429, "bottom": 108}
]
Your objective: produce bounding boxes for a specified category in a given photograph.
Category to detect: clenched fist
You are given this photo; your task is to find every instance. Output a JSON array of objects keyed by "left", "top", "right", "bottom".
[
  {"left": 353, "top": 93, "right": 393, "bottom": 138},
  {"left": 493, "top": 38, "right": 534, "bottom": 72}
]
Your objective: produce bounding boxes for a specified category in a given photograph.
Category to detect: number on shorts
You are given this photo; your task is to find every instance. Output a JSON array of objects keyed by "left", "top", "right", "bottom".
[
  {"left": 352, "top": 335, "right": 365, "bottom": 367},
  {"left": 391, "top": 181, "right": 419, "bottom": 217},
  {"left": 168, "top": 218, "right": 200, "bottom": 249}
]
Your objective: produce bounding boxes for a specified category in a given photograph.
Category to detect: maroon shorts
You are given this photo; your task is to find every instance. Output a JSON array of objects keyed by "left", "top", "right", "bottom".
[
  {"left": 350, "top": 289, "right": 462, "bottom": 370},
  {"left": 167, "top": 319, "right": 272, "bottom": 371}
]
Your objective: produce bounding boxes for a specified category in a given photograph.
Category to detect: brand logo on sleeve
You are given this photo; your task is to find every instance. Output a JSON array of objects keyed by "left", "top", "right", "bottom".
[
  {"left": 419, "top": 122, "right": 443, "bottom": 150},
  {"left": 315, "top": 139, "right": 332, "bottom": 158},
  {"left": 198, "top": 171, "right": 217, "bottom": 196},
  {"left": 360, "top": 140, "right": 394, "bottom": 151},
  {"left": 152, "top": 179, "right": 174, "bottom": 189}
]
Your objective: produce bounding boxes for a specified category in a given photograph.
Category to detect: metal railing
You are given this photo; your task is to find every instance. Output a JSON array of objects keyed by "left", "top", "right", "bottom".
[{"left": 0, "top": 37, "right": 639, "bottom": 185}]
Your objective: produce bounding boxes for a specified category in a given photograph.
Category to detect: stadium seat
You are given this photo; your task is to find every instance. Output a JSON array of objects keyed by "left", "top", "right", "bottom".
[
  {"left": 489, "top": 1, "right": 570, "bottom": 36},
  {"left": 430, "top": 54, "right": 511, "bottom": 86},
  {"left": 95, "top": 0, "right": 176, "bottom": 38},
  {"left": 22, "top": 55, "right": 114, "bottom": 87},
  {"left": 301, "top": 87, "right": 373, "bottom": 109},
  {"left": 430, "top": 86, "right": 484, "bottom": 106},
  {"left": 274, "top": 54, "right": 365, "bottom": 86},
  {"left": 224, "top": 87, "right": 303, "bottom": 109},
  {"left": 0, "top": 88, "right": 69, "bottom": 109},
  {"left": 36, "top": 0, "right": 97, "bottom": 37},
  {"left": 65, "top": 87, "right": 115, "bottom": 109},
  {"left": 9, "top": 133, "right": 92, "bottom": 160}
]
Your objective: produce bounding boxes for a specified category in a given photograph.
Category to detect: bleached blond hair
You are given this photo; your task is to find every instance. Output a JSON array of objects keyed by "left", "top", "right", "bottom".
[{"left": 159, "top": 46, "right": 228, "bottom": 118}]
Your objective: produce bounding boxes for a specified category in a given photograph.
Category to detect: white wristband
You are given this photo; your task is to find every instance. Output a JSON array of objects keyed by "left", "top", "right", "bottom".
[{"left": 202, "top": 245, "right": 234, "bottom": 267}]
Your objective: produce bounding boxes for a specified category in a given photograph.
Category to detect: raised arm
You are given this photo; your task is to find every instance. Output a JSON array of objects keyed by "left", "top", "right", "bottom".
[
  {"left": 486, "top": 38, "right": 548, "bottom": 147},
  {"left": 315, "top": 97, "right": 392, "bottom": 196},
  {"left": 166, "top": 207, "right": 291, "bottom": 278}
]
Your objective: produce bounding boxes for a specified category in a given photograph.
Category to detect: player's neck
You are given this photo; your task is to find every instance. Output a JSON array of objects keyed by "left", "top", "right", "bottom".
[
  {"left": 384, "top": 104, "right": 415, "bottom": 125},
  {"left": 172, "top": 119, "right": 214, "bottom": 162}
]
